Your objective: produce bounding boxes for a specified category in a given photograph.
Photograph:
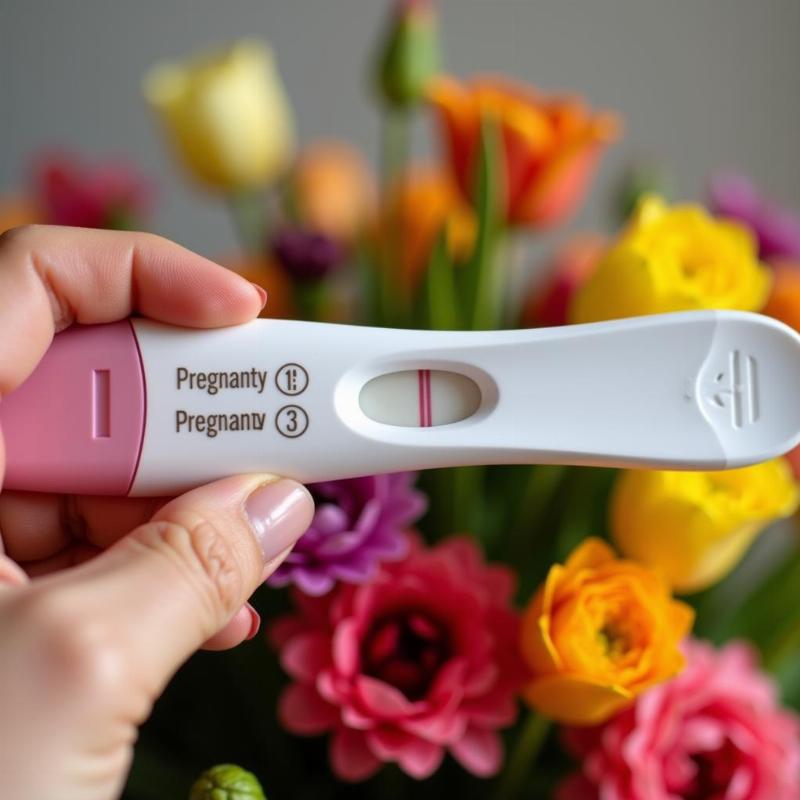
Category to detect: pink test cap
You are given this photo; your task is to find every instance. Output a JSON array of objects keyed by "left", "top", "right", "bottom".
[{"left": 1, "top": 321, "right": 145, "bottom": 495}]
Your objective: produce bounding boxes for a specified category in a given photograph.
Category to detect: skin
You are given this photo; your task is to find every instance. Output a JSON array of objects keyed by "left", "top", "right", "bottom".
[{"left": 0, "top": 226, "right": 312, "bottom": 800}]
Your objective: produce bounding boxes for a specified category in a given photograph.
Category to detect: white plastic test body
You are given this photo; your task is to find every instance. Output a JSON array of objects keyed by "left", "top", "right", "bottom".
[{"left": 3, "top": 310, "right": 800, "bottom": 497}]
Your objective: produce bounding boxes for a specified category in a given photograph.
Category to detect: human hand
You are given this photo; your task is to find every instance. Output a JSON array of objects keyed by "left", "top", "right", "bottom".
[{"left": 0, "top": 226, "right": 314, "bottom": 800}]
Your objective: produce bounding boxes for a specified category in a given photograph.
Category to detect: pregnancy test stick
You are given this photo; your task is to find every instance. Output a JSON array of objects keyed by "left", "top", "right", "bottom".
[{"left": 2, "top": 310, "right": 800, "bottom": 496}]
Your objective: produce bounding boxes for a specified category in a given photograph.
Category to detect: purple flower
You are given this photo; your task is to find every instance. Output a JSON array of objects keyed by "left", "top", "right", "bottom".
[
  {"left": 269, "top": 473, "right": 427, "bottom": 595},
  {"left": 709, "top": 171, "right": 800, "bottom": 262},
  {"left": 272, "top": 226, "right": 344, "bottom": 281}
]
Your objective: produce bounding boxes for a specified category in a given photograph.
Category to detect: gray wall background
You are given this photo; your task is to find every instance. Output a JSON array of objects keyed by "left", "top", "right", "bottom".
[{"left": 1, "top": 0, "right": 799, "bottom": 258}]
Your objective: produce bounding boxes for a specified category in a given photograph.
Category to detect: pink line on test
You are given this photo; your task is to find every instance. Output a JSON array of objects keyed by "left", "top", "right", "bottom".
[{"left": 418, "top": 369, "right": 432, "bottom": 427}]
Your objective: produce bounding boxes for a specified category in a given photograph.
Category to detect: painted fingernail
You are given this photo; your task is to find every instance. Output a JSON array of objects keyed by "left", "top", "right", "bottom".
[
  {"left": 245, "top": 479, "right": 314, "bottom": 562},
  {"left": 245, "top": 604, "right": 261, "bottom": 640},
  {"left": 250, "top": 282, "right": 268, "bottom": 310}
]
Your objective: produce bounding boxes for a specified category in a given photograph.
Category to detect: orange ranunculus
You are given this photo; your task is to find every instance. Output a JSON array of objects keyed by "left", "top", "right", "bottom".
[
  {"left": 289, "top": 141, "right": 376, "bottom": 245},
  {"left": 520, "top": 538, "right": 693, "bottom": 726},
  {"left": 0, "top": 196, "right": 40, "bottom": 234},
  {"left": 763, "top": 260, "right": 800, "bottom": 332},
  {"left": 380, "top": 166, "right": 476, "bottom": 292},
  {"left": 220, "top": 255, "right": 294, "bottom": 319},
  {"left": 427, "top": 76, "right": 620, "bottom": 227}
]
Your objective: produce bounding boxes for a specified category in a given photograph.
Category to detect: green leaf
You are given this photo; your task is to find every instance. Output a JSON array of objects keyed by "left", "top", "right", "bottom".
[
  {"left": 461, "top": 118, "right": 505, "bottom": 331},
  {"left": 424, "top": 229, "right": 461, "bottom": 330}
]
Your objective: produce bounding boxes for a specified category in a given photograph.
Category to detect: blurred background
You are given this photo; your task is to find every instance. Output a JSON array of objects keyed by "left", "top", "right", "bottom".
[{"left": 2, "top": 0, "right": 799, "bottom": 256}]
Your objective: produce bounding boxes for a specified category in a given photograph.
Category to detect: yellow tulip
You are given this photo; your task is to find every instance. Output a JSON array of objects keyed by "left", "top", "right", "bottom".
[
  {"left": 520, "top": 538, "right": 693, "bottom": 726},
  {"left": 144, "top": 40, "right": 294, "bottom": 191},
  {"left": 570, "top": 194, "right": 771, "bottom": 323},
  {"left": 611, "top": 459, "right": 800, "bottom": 594}
]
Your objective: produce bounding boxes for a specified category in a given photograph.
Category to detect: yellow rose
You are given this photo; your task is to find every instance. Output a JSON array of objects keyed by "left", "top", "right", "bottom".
[
  {"left": 570, "top": 195, "right": 771, "bottom": 323},
  {"left": 611, "top": 459, "right": 800, "bottom": 594},
  {"left": 144, "top": 40, "right": 294, "bottom": 191},
  {"left": 520, "top": 538, "right": 693, "bottom": 726}
]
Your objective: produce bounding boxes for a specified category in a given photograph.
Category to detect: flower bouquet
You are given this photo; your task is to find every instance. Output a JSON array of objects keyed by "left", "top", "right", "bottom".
[{"left": 4, "top": 2, "right": 800, "bottom": 798}]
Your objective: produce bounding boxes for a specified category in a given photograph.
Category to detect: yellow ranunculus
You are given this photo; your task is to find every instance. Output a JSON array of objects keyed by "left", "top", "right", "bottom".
[
  {"left": 570, "top": 194, "right": 771, "bottom": 323},
  {"left": 611, "top": 459, "right": 800, "bottom": 594},
  {"left": 520, "top": 538, "right": 693, "bottom": 726},
  {"left": 144, "top": 40, "right": 294, "bottom": 191}
]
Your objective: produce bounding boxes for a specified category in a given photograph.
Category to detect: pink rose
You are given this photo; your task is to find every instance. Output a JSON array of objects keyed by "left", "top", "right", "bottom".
[
  {"left": 270, "top": 535, "right": 527, "bottom": 781},
  {"left": 558, "top": 639, "right": 800, "bottom": 800}
]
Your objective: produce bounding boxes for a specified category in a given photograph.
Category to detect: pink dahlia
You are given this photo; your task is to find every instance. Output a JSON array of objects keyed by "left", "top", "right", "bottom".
[
  {"left": 558, "top": 639, "right": 800, "bottom": 800},
  {"left": 270, "top": 535, "right": 527, "bottom": 781},
  {"left": 269, "top": 473, "right": 426, "bottom": 596}
]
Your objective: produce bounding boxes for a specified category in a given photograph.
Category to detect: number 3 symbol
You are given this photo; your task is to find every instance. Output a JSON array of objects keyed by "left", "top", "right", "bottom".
[{"left": 276, "top": 405, "right": 308, "bottom": 438}]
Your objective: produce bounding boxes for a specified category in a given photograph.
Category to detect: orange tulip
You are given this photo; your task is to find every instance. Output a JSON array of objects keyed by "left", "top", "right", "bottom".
[
  {"left": 427, "top": 76, "right": 620, "bottom": 227},
  {"left": 0, "top": 196, "right": 40, "bottom": 235},
  {"left": 289, "top": 142, "right": 376, "bottom": 245},
  {"left": 379, "top": 166, "right": 476, "bottom": 292}
]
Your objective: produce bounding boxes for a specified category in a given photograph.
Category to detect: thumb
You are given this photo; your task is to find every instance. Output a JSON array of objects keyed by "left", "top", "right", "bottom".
[{"left": 53, "top": 475, "right": 314, "bottom": 695}]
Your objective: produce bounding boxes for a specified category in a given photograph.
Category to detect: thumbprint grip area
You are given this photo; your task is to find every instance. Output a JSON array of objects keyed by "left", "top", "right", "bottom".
[{"left": 359, "top": 370, "right": 482, "bottom": 427}]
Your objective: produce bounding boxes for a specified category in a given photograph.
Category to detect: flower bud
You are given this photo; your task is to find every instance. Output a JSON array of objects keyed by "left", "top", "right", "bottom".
[
  {"left": 375, "top": 0, "right": 440, "bottom": 108},
  {"left": 189, "top": 764, "right": 266, "bottom": 800},
  {"left": 272, "top": 227, "right": 344, "bottom": 282}
]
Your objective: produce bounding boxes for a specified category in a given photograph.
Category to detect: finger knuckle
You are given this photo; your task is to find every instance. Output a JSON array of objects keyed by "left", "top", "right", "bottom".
[
  {"left": 15, "top": 589, "right": 127, "bottom": 697},
  {"left": 131, "top": 515, "right": 243, "bottom": 622}
]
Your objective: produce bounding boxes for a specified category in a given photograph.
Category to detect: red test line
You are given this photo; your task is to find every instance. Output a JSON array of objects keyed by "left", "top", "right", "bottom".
[{"left": 418, "top": 369, "right": 432, "bottom": 427}]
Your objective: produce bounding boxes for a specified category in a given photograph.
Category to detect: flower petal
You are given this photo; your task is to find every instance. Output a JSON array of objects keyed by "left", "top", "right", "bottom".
[
  {"left": 523, "top": 675, "right": 632, "bottom": 725},
  {"left": 354, "top": 675, "right": 422, "bottom": 719},
  {"left": 449, "top": 726, "right": 504, "bottom": 777},
  {"left": 279, "top": 683, "right": 338, "bottom": 734},
  {"left": 280, "top": 631, "right": 331, "bottom": 683},
  {"left": 330, "top": 728, "right": 382, "bottom": 782},
  {"left": 332, "top": 618, "right": 360, "bottom": 676},
  {"left": 366, "top": 728, "right": 445, "bottom": 778}
]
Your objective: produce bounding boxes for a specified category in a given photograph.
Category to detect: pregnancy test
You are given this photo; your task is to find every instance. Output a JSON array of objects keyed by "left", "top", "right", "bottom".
[{"left": 2, "top": 310, "right": 800, "bottom": 496}]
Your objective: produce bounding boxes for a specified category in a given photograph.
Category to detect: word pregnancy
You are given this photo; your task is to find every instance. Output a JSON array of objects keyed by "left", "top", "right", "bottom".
[
  {"left": 176, "top": 367, "right": 268, "bottom": 395},
  {"left": 175, "top": 410, "right": 266, "bottom": 438}
]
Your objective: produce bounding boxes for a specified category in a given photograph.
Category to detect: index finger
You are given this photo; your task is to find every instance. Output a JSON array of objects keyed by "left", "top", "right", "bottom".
[{"left": 0, "top": 225, "right": 265, "bottom": 397}]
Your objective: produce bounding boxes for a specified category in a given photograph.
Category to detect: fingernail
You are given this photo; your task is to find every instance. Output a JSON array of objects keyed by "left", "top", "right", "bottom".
[
  {"left": 250, "top": 282, "right": 268, "bottom": 310},
  {"left": 245, "top": 604, "right": 261, "bottom": 640},
  {"left": 246, "top": 479, "right": 314, "bottom": 562}
]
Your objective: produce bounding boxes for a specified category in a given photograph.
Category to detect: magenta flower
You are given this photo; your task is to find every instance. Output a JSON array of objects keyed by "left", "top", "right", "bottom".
[
  {"left": 268, "top": 473, "right": 426, "bottom": 596},
  {"left": 270, "top": 535, "right": 527, "bottom": 781},
  {"left": 558, "top": 638, "right": 800, "bottom": 800},
  {"left": 709, "top": 171, "right": 800, "bottom": 262},
  {"left": 33, "top": 151, "right": 152, "bottom": 229}
]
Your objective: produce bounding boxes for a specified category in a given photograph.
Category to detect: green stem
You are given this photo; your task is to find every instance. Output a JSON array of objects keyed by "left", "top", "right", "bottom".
[
  {"left": 228, "top": 190, "right": 268, "bottom": 255},
  {"left": 377, "top": 109, "right": 412, "bottom": 327},
  {"left": 381, "top": 109, "right": 411, "bottom": 189},
  {"left": 292, "top": 280, "right": 327, "bottom": 321},
  {"left": 450, "top": 465, "right": 485, "bottom": 535},
  {"left": 493, "top": 712, "right": 551, "bottom": 800},
  {"left": 504, "top": 465, "right": 568, "bottom": 559}
]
